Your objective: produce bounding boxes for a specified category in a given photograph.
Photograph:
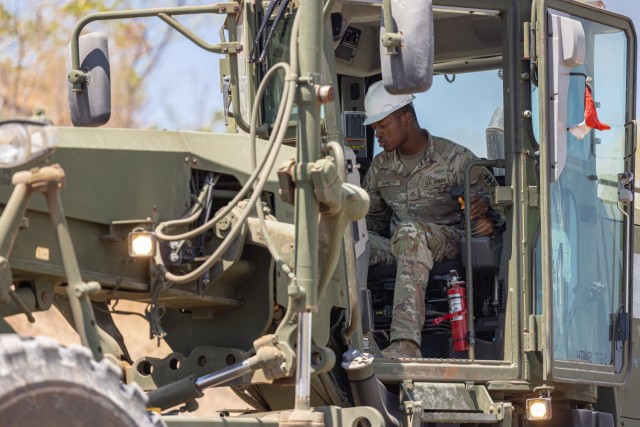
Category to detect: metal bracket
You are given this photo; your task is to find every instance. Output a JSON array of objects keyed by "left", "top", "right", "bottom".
[
  {"left": 524, "top": 314, "right": 543, "bottom": 352},
  {"left": 381, "top": 31, "right": 403, "bottom": 55},
  {"left": 528, "top": 186, "right": 539, "bottom": 208},
  {"left": 277, "top": 159, "right": 296, "bottom": 205},
  {"left": 381, "top": 0, "right": 402, "bottom": 55},
  {"left": 494, "top": 186, "right": 514, "bottom": 206},
  {"left": 103, "top": 218, "right": 155, "bottom": 241},
  {"left": 618, "top": 172, "right": 633, "bottom": 205},
  {"left": 0, "top": 257, "right": 12, "bottom": 303},
  {"left": 218, "top": 42, "right": 244, "bottom": 54}
]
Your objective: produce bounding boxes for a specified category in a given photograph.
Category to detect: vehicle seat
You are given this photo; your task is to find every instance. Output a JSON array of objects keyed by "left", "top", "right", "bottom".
[{"left": 366, "top": 259, "right": 465, "bottom": 332}]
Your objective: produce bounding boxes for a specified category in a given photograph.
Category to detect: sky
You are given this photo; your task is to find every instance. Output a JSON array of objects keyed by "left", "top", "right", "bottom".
[
  {"left": 602, "top": 0, "right": 640, "bottom": 113},
  {"left": 140, "top": 0, "right": 639, "bottom": 133},
  {"left": 137, "top": 0, "right": 225, "bottom": 131}
]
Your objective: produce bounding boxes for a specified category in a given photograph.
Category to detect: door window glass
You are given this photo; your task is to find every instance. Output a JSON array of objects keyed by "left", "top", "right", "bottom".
[{"left": 550, "top": 17, "right": 628, "bottom": 366}]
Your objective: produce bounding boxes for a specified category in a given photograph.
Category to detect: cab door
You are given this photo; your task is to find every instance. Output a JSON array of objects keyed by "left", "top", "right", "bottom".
[{"left": 537, "top": 0, "right": 636, "bottom": 384}]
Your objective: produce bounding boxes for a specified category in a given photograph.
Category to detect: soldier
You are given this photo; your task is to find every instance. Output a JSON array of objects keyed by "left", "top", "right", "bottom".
[{"left": 363, "top": 81, "right": 498, "bottom": 358}]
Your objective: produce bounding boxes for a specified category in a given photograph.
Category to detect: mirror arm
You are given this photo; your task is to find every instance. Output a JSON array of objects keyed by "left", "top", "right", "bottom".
[
  {"left": 68, "top": 3, "right": 241, "bottom": 92},
  {"left": 381, "top": 0, "right": 401, "bottom": 54},
  {"left": 157, "top": 13, "right": 242, "bottom": 54}
]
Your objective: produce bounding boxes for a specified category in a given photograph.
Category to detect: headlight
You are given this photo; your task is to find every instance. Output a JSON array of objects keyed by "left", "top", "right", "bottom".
[
  {"left": 0, "top": 120, "right": 58, "bottom": 168},
  {"left": 128, "top": 230, "right": 156, "bottom": 258},
  {"left": 526, "top": 397, "right": 552, "bottom": 421}
]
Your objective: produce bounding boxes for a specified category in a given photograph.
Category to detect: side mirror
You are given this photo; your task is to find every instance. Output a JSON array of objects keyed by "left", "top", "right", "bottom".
[
  {"left": 380, "top": 0, "right": 433, "bottom": 95},
  {"left": 67, "top": 32, "right": 111, "bottom": 127}
]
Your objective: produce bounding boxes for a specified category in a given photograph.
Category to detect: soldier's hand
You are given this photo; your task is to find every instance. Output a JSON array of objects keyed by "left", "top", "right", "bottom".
[
  {"left": 471, "top": 216, "right": 495, "bottom": 237},
  {"left": 469, "top": 194, "right": 490, "bottom": 220}
]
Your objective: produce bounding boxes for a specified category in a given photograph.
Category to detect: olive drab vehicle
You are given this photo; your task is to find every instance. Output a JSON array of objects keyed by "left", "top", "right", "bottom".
[{"left": 0, "top": 0, "right": 637, "bottom": 426}]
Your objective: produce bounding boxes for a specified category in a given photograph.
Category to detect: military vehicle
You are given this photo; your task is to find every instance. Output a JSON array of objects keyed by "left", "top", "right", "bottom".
[{"left": 0, "top": 0, "right": 637, "bottom": 426}]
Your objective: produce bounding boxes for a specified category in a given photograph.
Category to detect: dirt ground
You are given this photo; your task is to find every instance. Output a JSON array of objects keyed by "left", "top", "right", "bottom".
[{"left": 6, "top": 300, "right": 252, "bottom": 419}]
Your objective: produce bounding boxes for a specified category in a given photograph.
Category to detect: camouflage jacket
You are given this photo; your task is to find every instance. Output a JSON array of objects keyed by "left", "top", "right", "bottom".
[{"left": 363, "top": 131, "right": 498, "bottom": 236}]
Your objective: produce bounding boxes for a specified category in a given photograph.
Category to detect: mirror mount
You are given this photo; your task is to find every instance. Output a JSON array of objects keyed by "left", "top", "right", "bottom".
[
  {"left": 67, "top": 70, "right": 89, "bottom": 94},
  {"left": 381, "top": 0, "right": 401, "bottom": 55}
]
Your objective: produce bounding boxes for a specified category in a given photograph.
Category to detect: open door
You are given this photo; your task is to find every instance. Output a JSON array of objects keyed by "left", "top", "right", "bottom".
[{"left": 537, "top": 0, "right": 636, "bottom": 384}]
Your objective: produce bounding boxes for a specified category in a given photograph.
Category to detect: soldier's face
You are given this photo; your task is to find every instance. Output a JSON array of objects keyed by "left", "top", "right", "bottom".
[{"left": 371, "top": 111, "right": 409, "bottom": 153}]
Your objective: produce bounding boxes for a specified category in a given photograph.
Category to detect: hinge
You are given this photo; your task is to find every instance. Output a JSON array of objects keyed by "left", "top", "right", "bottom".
[
  {"left": 524, "top": 22, "right": 531, "bottom": 60},
  {"left": 524, "top": 314, "right": 544, "bottom": 352},
  {"left": 528, "top": 186, "right": 539, "bottom": 208}
]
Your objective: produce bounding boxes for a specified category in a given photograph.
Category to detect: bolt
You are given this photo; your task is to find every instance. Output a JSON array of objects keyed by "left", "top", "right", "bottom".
[
  {"left": 184, "top": 157, "right": 190, "bottom": 163},
  {"left": 221, "top": 6, "right": 226, "bottom": 12},
  {"left": 192, "top": 158, "right": 198, "bottom": 165},
  {"left": 521, "top": 72, "right": 530, "bottom": 80},
  {"left": 225, "top": 354, "right": 236, "bottom": 365},
  {"left": 217, "top": 217, "right": 231, "bottom": 231},
  {"left": 316, "top": 85, "right": 335, "bottom": 103},
  {"left": 523, "top": 110, "right": 532, "bottom": 119},
  {"left": 311, "top": 351, "right": 322, "bottom": 366}
]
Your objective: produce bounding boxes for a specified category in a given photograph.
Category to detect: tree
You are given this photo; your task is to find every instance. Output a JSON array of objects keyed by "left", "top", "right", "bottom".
[{"left": 0, "top": 0, "right": 183, "bottom": 127}]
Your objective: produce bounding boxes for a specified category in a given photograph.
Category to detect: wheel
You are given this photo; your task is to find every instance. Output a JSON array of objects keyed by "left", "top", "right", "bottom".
[{"left": 0, "top": 334, "right": 165, "bottom": 427}]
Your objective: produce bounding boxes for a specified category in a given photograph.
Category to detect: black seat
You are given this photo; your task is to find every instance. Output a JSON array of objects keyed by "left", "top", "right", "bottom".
[
  {"left": 367, "top": 259, "right": 465, "bottom": 286},
  {"left": 366, "top": 260, "right": 465, "bottom": 328}
]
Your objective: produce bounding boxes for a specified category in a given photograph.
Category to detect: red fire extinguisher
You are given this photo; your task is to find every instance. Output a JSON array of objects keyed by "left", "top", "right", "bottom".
[{"left": 433, "top": 271, "right": 468, "bottom": 352}]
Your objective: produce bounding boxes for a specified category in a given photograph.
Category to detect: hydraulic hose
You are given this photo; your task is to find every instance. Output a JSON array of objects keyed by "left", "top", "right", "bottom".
[
  {"left": 154, "top": 182, "right": 212, "bottom": 240},
  {"left": 252, "top": 13, "right": 301, "bottom": 281},
  {"left": 155, "top": 10, "right": 302, "bottom": 285},
  {"left": 156, "top": 58, "right": 298, "bottom": 283}
]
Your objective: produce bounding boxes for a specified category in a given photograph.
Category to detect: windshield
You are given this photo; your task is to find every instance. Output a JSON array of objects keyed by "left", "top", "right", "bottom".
[
  {"left": 375, "top": 70, "right": 505, "bottom": 167},
  {"left": 262, "top": 14, "right": 296, "bottom": 126}
]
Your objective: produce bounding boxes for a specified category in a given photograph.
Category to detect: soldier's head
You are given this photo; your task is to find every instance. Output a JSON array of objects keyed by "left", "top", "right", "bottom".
[{"left": 363, "top": 81, "right": 419, "bottom": 153}]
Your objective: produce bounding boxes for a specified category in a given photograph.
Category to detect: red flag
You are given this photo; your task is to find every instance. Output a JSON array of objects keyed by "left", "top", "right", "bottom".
[
  {"left": 583, "top": 85, "right": 610, "bottom": 131},
  {"left": 569, "top": 82, "right": 611, "bottom": 140}
]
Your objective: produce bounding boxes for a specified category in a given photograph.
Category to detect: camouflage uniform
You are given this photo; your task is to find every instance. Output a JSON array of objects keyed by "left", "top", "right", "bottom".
[{"left": 364, "top": 131, "right": 498, "bottom": 344}]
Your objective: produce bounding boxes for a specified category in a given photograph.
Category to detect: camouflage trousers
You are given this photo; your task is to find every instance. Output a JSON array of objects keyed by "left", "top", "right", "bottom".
[{"left": 369, "top": 221, "right": 462, "bottom": 344}]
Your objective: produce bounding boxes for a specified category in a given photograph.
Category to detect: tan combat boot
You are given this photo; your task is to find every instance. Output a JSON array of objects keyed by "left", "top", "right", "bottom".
[{"left": 381, "top": 339, "right": 421, "bottom": 359}]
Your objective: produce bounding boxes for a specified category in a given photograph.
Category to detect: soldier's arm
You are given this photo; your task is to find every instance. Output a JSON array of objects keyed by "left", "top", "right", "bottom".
[
  {"left": 452, "top": 147, "right": 498, "bottom": 219},
  {"left": 363, "top": 166, "right": 392, "bottom": 237},
  {"left": 450, "top": 147, "right": 498, "bottom": 195}
]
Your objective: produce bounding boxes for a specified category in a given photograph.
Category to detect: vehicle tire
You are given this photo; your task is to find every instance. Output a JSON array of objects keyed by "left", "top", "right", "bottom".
[{"left": 0, "top": 334, "right": 165, "bottom": 427}]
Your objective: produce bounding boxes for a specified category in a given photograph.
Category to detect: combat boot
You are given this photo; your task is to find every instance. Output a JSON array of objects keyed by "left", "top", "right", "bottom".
[{"left": 381, "top": 339, "right": 421, "bottom": 359}]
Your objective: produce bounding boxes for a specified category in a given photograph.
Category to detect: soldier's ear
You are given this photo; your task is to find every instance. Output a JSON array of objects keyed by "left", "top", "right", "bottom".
[{"left": 400, "top": 110, "right": 412, "bottom": 126}]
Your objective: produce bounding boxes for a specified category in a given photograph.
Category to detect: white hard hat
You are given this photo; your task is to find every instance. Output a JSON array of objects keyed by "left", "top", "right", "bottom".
[{"left": 363, "top": 81, "right": 415, "bottom": 125}]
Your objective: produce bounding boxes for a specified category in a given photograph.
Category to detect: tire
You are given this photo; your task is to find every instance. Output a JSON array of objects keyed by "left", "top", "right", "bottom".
[{"left": 0, "top": 334, "right": 165, "bottom": 427}]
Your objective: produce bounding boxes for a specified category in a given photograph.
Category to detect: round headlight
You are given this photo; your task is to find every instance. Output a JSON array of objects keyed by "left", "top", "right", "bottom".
[{"left": 0, "top": 120, "right": 58, "bottom": 168}]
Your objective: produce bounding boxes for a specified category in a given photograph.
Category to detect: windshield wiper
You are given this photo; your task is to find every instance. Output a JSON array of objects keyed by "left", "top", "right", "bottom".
[{"left": 250, "top": 0, "right": 291, "bottom": 63}]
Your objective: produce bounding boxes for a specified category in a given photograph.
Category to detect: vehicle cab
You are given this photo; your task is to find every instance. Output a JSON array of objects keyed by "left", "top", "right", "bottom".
[{"left": 239, "top": 0, "right": 637, "bottom": 422}]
